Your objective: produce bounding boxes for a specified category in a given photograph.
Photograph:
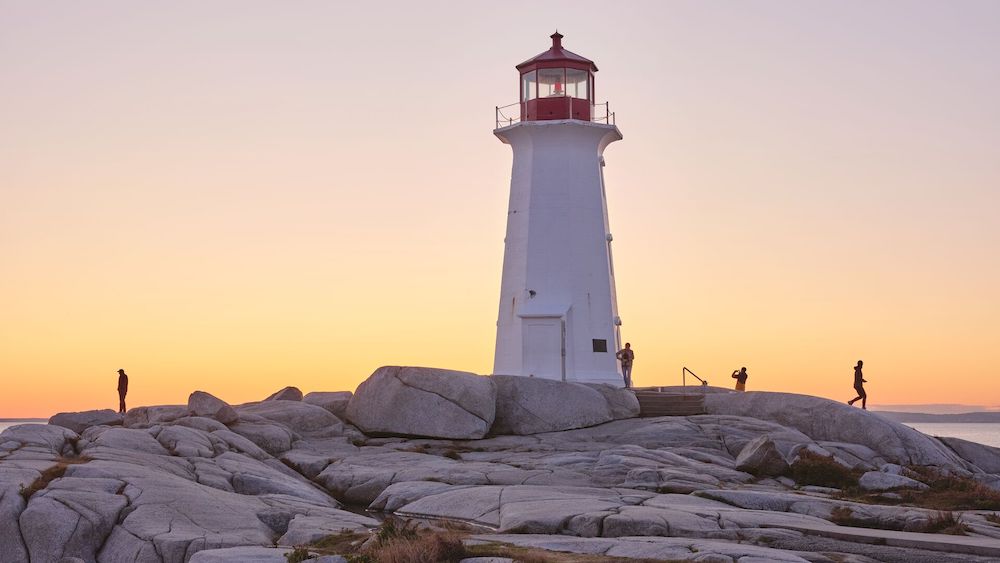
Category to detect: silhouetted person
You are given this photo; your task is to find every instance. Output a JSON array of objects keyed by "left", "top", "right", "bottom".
[
  {"left": 848, "top": 360, "right": 867, "bottom": 409},
  {"left": 616, "top": 343, "right": 634, "bottom": 388},
  {"left": 731, "top": 367, "right": 748, "bottom": 392},
  {"left": 117, "top": 369, "right": 129, "bottom": 414}
]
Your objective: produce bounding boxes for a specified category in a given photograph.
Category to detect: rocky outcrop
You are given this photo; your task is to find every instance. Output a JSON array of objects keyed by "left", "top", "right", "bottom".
[
  {"left": 48, "top": 409, "right": 123, "bottom": 434},
  {"left": 188, "top": 391, "right": 239, "bottom": 425},
  {"left": 584, "top": 383, "right": 641, "bottom": 419},
  {"left": 238, "top": 401, "right": 343, "bottom": 435},
  {"left": 492, "top": 375, "right": 633, "bottom": 435},
  {"left": 735, "top": 435, "right": 789, "bottom": 476},
  {"left": 123, "top": 405, "right": 189, "bottom": 428},
  {"left": 858, "top": 471, "right": 929, "bottom": 491},
  {"left": 939, "top": 436, "right": 1000, "bottom": 474},
  {"left": 304, "top": 391, "right": 352, "bottom": 419},
  {"left": 345, "top": 366, "right": 497, "bottom": 440},
  {"left": 5, "top": 384, "right": 1000, "bottom": 563},
  {"left": 264, "top": 386, "right": 303, "bottom": 402},
  {"left": 703, "top": 391, "right": 970, "bottom": 467}
]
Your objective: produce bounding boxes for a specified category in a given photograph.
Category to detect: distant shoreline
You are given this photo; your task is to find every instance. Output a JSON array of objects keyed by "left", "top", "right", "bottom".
[
  {"left": 875, "top": 411, "right": 1000, "bottom": 423},
  {"left": 0, "top": 418, "right": 47, "bottom": 422}
]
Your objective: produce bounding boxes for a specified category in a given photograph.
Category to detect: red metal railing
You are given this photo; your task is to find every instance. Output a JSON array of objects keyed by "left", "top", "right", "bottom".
[{"left": 495, "top": 100, "right": 616, "bottom": 129}]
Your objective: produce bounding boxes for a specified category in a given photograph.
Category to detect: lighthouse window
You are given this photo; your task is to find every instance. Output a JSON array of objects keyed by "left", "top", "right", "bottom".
[
  {"left": 538, "top": 68, "right": 566, "bottom": 97},
  {"left": 592, "top": 339, "right": 608, "bottom": 353},
  {"left": 521, "top": 71, "right": 537, "bottom": 101},
  {"left": 566, "top": 69, "right": 589, "bottom": 99}
]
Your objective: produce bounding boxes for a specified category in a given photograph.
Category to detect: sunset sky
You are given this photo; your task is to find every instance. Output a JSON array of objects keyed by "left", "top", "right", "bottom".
[{"left": 2, "top": 1, "right": 998, "bottom": 417}]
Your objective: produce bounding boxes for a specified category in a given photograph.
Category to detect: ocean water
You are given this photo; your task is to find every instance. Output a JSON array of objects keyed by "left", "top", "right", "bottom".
[
  {"left": 0, "top": 421, "right": 47, "bottom": 434},
  {"left": 904, "top": 422, "right": 1000, "bottom": 448}
]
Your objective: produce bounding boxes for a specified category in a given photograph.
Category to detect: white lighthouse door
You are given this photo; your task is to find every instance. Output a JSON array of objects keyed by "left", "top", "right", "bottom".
[{"left": 522, "top": 318, "right": 565, "bottom": 380}]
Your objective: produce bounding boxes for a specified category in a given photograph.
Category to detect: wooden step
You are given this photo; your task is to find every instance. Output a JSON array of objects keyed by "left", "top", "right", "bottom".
[{"left": 635, "top": 392, "right": 706, "bottom": 417}]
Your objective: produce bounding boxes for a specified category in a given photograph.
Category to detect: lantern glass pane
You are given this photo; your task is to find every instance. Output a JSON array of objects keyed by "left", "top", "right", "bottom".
[
  {"left": 566, "top": 69, "right": 589, "bottom": 99},
  {"left": 521, "top": 71, "right": 537, "bottom": 101},
  {"left": 538, "top": 68, "right": 566, "bottom": 97}
]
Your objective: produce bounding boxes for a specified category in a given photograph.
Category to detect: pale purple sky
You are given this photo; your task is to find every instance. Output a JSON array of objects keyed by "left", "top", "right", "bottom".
[{"left": 1, "top": 1, "right": 998, "bottom": 415}]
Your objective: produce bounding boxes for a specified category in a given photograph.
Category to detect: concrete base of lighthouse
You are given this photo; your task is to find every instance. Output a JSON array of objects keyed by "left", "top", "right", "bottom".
[{"left": 492, "top": 119, "right": 625, "bottom": 388}]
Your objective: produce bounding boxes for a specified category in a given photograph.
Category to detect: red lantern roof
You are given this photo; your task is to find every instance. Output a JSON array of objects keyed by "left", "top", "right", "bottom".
[{"left": 516, "top": 31, "right": 598, "bottom": 73}]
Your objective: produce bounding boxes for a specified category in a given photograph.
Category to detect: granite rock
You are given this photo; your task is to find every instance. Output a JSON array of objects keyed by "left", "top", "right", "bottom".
[
  {"left": 188, "top": 391, "right": 240, "bottom": 425},
  {"left": 345, "top": 366, "right": 497, "bottom": 440},
  {"left": 491, "top": 375, "right": 614, "bottom": 435},
  {"left": 48, "top": 410, "right": 123, "bottom": 434}
]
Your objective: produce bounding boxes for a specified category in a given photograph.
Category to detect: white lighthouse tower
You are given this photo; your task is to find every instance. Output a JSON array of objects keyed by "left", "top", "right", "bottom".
[{"left": 493, "top": 32, "right": 625, "bottom": 387}]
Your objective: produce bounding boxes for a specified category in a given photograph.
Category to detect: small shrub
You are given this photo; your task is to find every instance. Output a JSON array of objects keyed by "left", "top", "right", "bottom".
[
  {"left": 898, "top": 467, "right": 1000, "bottom": 511},
  {"left": 918, "top": 511, "right": 967, "bottom": 535},
  {"left": 828, "top": 505, "right": 905, "bottom": 531},
  {"left": 311, "top": 529, "right": 368, "bottom": 554},
  {"left": 789, "top": 450, "right": 860, "bottom": 489},
  {"left": 285, "top": 546, "right": 314, "bottom": 562},
  {"left": 829, "top": 506, "right": 856, "bottom": 526},
  {"left": 374, "top": 532, "right": 466, "bottom": 563},
  {"left": 374, "top": 517, "right": 420, "bottom": 546}
]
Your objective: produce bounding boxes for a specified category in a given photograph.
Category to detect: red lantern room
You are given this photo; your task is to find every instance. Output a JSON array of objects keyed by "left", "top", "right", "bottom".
[{"left": 516, "top": 32, "right": 597, "bottom": 122}]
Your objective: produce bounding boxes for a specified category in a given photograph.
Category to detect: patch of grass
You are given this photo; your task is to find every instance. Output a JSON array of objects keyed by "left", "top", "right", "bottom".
[
  {"left": 306, "top": 519, "right": 672, "bottom": 563},
  {"left": 899, "top": 467, "right": 1000, "bottom": 511},
  {"left": 788, "top": 450, "right": 861, "bottom": 489},
  {"left": 985, "top": 513, "right": 1000, "bottom": 525},
  {"left": 284, "top": 546, "right": 315, "bottom": 562},
  {"left": 829, "top": 505, "right": 967, "bottom": 535},
  {"left": 374, "top": 531, "right": 466, "bottom": 563},
  {"left": 919, "top": 511, "right": 968, "bottom": 535},
  {"left": 19, "top": 456, "right": 91, "bottom": 501},
  {"left": 374, "top": 518, "right": 420, "bottom": 545},
  {"left": 829, "top": 505, "right": 905, "bottom": 532},
  {"left": 442, "top": 449, "right": 462, "bottom": 460},
  {"left": 464, "top": 542, "right": 667, "bottom": 563},
  {"left": 310, "top": 529, "right": 369, "bottom": 553}
]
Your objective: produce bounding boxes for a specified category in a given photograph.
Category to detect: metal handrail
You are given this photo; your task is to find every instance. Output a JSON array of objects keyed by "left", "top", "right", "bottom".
[
  {"left": 682, "top": 367, "right": 708, "bottom": 387},
  {"left": 495, "top": 100, "right": 616, "bottom": 129}
]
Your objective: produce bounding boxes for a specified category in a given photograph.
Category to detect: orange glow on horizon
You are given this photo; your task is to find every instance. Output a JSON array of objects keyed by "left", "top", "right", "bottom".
[{"left": 2, "top": 2, "right": 998, "bottom": 418}]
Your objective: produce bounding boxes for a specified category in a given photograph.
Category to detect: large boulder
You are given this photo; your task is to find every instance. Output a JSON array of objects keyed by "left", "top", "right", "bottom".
[
  {"left": 303, "top": 391, "right": 352, "bottom": 419},
  {"left": 188, "top": 391, "right": 239, "bottom": 425},
  {"left": 703, "top": 391, "right": 970, "bottom": 468},
  {"left": 858, "top": 471, "right": 929, "bottom": 492},
  {"left": 345, "top": 366, "right": 496, "bottom": 440},
  {"left": 48, "top": 410, "right": 123, "bottom": 434},
  {"left": 237, "top": 401, "right": 343, "bottom": 435},
  {"left": 937, "top": 436, "right": 1000, "bottom": 474},
  {"left": 264, "top": 386, "right": 303, "bottom": 402},
  {"left": 584, "top": 384, "right": 640, "bottom": 419},
  {"left": 735, "top": 436, "right": 789, "bottom": 476},
  {"left": 123, "top": 405, "right": 189, "bottom": 428},
  {"left": 491, "top": 375, "right": 616, "bottom": 435}
]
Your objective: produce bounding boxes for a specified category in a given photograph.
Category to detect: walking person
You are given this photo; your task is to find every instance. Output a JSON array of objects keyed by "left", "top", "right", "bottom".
[
  {"left": 117, "top": 369, "right": 129, "bottom": 414},
  {"left": 848, "top": 360, "right": 867, "bottom": 409},
  {"left": 731, "top": 367, "right": 748, "bottom": 392},
  {"left": 616, "top": 343, "right": 634, "bottom": 388}
]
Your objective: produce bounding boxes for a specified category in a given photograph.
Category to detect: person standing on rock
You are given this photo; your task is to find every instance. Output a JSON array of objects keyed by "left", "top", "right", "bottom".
[
  {"left": 117, "top": 369, "right": 129, "bottom": 414},
  {"left": 848, "top": 360, "right": 867, "bottom": 409},
  {"left": 616, "top": 343, "right": 634, "bottom": 388},
  {"left": 731, "top": 367, "right": 748, "bottom": 392}
]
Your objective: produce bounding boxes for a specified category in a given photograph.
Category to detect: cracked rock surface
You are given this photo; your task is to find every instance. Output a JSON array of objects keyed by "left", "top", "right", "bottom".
[{"left": 3, "top": 375, "right": 1000, "bottom": 562}]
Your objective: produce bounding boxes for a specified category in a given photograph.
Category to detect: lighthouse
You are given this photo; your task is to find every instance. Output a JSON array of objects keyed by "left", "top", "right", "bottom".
[{"left": 493, "top": 32, "right": 625, "bottom": 387}]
